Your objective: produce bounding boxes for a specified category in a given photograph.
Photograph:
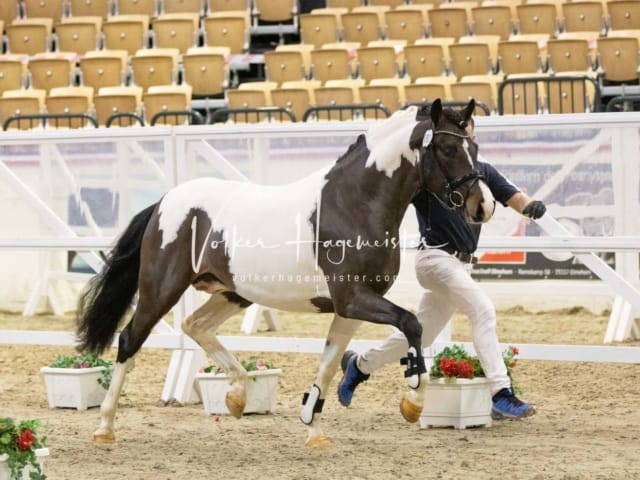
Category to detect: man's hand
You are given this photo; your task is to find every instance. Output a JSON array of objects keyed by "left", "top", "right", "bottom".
[{"left": 522, "top": 200, "right": 546, "bottom": 219}]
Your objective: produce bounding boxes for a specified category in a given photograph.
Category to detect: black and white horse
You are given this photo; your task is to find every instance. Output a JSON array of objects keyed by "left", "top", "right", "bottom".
[{"left": 77, "top": 99, "right": 495, "bottom": 447}]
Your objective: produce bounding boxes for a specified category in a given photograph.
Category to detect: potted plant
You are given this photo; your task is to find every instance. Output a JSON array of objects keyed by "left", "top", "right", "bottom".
[
  {"left": 420, "top": 344, "right": 521, "bottom": 430},
  {"left": 195, "top": 357, "right": 282, "bottom": 416},
  {"left": 0, "top": 418, "right": 48, "bottom": 480},
  {"left": 40, "top": 352, "right": 113, "bottom": 410}
]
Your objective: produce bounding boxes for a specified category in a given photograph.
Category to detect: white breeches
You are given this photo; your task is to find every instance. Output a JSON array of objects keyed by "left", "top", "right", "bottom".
[{"left": 358, "top": 248, "right": 510, "bottom": 395}]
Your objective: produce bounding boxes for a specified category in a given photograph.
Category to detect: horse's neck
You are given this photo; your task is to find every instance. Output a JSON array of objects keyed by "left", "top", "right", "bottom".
[{"left": 324, "top": 142, "right": 420, "bottom": 230}]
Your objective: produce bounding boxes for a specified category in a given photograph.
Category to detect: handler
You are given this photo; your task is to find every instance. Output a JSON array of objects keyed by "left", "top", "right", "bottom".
[{"left": 337, "top": 118, "right": 547, "bottom": 419}]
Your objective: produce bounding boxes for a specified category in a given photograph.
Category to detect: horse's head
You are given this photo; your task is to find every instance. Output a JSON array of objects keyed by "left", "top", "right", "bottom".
[{"left": 412, "top": 99, "right": 495, "bottom": 224}]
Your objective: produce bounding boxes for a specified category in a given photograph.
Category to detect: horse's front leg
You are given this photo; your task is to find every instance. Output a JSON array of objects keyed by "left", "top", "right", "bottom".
[
  {"left": 182, "top": 293, "right": 249, "bottom": 418},
  {"left": 301, "top": 314, "right": 361, "bottom": 448},
  {"left": 339, "top": 289, "right": 428, "bottom": 424}
]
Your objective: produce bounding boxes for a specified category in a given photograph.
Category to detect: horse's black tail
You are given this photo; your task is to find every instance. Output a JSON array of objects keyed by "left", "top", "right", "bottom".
[{"left": 76, "top": 203, "right": 157, "bottom": 355}]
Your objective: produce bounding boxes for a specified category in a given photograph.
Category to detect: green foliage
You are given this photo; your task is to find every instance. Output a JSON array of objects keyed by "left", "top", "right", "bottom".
[
  {"left": 50, "top": 352, "right": 113, "bottom": 389},
  {"left": 202, "top": 356, "right": 276, "bottom": 379},
  {"left": 0, "top": 418, "right": 47, "bottom": 480}
]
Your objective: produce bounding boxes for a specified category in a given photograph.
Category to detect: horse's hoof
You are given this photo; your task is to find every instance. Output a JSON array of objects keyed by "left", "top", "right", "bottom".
[
  {"left": 305, "top": 435, "right": 332, "bottom": 449},
  {"left": 400, "top": 395, "right": 422, "bottom": 423},
  {"left": 93, "top": 432, "right": 116, "bottom": 444},
  {"left": 225, "top": 393, "right": 246, "bottom": 419}
]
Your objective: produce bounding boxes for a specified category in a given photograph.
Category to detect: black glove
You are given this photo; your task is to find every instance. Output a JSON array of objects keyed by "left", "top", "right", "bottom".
[{"left": 522, "top": 200, "right": 546, "bottom": 219}]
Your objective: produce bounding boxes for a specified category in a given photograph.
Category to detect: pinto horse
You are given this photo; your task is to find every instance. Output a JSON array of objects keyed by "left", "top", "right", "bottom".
[{"left": 76, "top": 99, "right": 495, "bottom": 447}]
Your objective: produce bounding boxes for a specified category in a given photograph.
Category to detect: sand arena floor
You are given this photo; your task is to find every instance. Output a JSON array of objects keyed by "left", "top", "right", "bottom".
[{"left": 1, "top": 308, "right": 639, "bottom": 480}]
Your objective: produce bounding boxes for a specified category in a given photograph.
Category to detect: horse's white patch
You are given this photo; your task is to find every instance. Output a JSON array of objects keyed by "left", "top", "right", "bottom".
[
  {"left": 462, "top": 138, "right": 473, "bottom": 168},
  {"left": 365, "top": 106, "right": 421, "bottom": 177},
  {"left": 158, "top": 168, "right": 332, "bottom": 312}
]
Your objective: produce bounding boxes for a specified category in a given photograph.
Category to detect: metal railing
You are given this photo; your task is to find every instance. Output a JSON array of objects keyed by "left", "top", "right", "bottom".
[
  {"left": 209, "top": 106, "right": 297, "bottom": 124},
  {"left": 3, "top": 113, "right": 99, "bottom": 131},
  {"left": 498, "top": 75, "right": 601, "bottom": 115}
]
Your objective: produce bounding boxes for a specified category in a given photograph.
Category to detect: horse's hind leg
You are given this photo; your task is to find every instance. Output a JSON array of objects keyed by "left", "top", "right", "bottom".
[
  {"left": 182, "top": 292, "right": 251, "bottom": 418},
  {"left": 94, "top": 278, "right": 191, "bottom": 443},
  {"left": 301, "top": 314, "right": 361, "bottom": 448}
]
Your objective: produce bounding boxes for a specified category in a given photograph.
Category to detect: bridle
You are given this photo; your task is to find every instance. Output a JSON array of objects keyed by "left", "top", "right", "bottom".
[{"left": 420, "top": 128, "right": 485, "bottom": 210}]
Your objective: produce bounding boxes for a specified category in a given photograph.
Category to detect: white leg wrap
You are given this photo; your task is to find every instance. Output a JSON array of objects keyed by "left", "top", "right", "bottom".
[{"left": 300, "top": 384, "right": 322, "bottom": 425}]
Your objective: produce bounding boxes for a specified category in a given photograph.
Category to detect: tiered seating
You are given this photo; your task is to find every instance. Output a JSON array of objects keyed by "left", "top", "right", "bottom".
[{"left": 2, "top": 0, "right": 640, "bottom": 129}]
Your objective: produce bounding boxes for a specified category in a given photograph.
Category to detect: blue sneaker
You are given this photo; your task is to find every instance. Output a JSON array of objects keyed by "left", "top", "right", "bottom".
[
  {"left": 491, "top": 388, "right": 536, "bottom": 419},
  {"left": 337, "top": 350, "right": 370, "bottom": 407}
]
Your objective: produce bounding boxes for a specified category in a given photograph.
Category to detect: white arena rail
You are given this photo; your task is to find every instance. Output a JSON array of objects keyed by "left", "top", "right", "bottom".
[{"left": 0, "top": 113, "right": 638, "bottom": 403}]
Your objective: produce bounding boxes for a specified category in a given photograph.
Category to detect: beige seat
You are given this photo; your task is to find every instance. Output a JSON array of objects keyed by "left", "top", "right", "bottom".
[
  {"left": 271, "top": 80, "right": 321, "bottom": 122},
  {"left": 451, "top": 80, "right": 496, "bottom": 114},
  {"left": 300, "top": 13, "right": 342, "bottom": 48},
  {"left": 596, "top": 36, "right": 640, "bottom": 84},
  {"left": 562, "top": 1, "right": 605, "bottom": 35},
  {"left": 459, "top": 34, "right": 501, "bottom": 71},
  {"left": 94, "top": 85, "right": 144, "bottom": 126},
  {"left": 276, "top": 44, "right": 315, "bottom": 78},
  {"left": 404, "top": 43, "right": 449, "bottom": 79},
  {"left": 310, "top": 47, "right": 353, "bottom": 83},
  {"left": 449, "top": 42, "right": 494, "bottom": 80},
  {"left": 0, "top": 0, "right": 21, "bottom": 27},
  {"left": 6, "top": 19, "right": 53, "bottom": 55},
  {"left": 152, "top": 13, "right": 201, "bottom": 53},
  {"left": 366, "top": 77, "right": 410, "bottom": 110},
  {"left": 515, "top": 3, "right": 558, "bottom": 36},
  {"left": 0, "top": 88, "right": 47, "bottom": 130},
  {"left": 68, "top": 0, "right": 112, "bottom": 18},
  {"left": 79, "top": 49, "right": 128, "bottom": 91},
  {"left": 498, "top": 40, "right": 544, "bottom": 76},
  {"left": 411, "top": 75, "right": 456, "bottom": 100},
  {"left": 384, "top": 9, "right": 426, "bottom": 42},
  {"left": 428, "top": 6, "right": 470, "bottom": 40},
  {"left": 45, "top": 86, "right": 95, "bottom": 128},
  {"left": 103, "top": 15, "right": 150, "bottom": 55},
  {"left": 208, "top": 0, "right": 250, "bottom": 14},
  {"left": 325, "top": 0, "right": 361, "bottom": 9},
  {"left": 498, "top": 72, "right": 548, "bottom": 114},
  {"left": 356, "top": 46, "right": 398, "bottom": 82},
  {"left": 225, "top": 82, "right": 277, "bottom": 123},
  {"left": 55, "top": 16, "right": 103, "bottom": 55},
  {"left": 471, "top": 4, "right": 513, "bottom": 40},
  {"left": 264, "top": 49, "right": 308, "bottom": 85},
  {"left": 608, "top": 0, "right": 640, "bottom": 31},
  {"left": 130, "top": 48, "right": 180, "bottom": 92},
  {"left": 22, "top": 0, "right": 65, "bottom": 22},
  {"left": 28, "top": 54, "right": 76, "bottom": 93},
  {"left": 162, "top": 0, "right": 204, "bottom": 14},
  {"left": 182, "top": 46, "right": 230, "bottom": 98},
  {"left": 547, "top": 38, "right": 593, "bottom": 74},
  {"left": 203, "top": 12, "right": 249, "bottom": 54},
  {"left": 114, "top": 0, "right": 157, "bottom": 16},
  {"left": 342, "top": 11, "right": 382, "bottom": 45},
  {"left": 0, "top": 56, "right": 28, "bottom": 96},
  {"left": 143, "top": 84, "right": 194, "bottom": 125}
]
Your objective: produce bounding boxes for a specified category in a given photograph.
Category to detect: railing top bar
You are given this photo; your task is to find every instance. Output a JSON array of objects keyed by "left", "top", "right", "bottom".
[
  {"left": 0, "top": 112, "right": 640, "bottom": 143},
  {"left": 1, "top": 236, "right": 639, "bottom": 252}
]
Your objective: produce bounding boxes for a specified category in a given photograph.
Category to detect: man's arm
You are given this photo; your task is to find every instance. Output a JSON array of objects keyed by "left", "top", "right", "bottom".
[{"left": 506, "top": 192, "right": 546, "bottom": 219}]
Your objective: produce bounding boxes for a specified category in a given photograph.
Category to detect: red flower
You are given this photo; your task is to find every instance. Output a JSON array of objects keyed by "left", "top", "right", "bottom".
[
  {"left": 511, "top": 346, "right": 519, "bottom": 356},
  {"left": 439, "top": 357, "right": 458, "bottom": 377},
  {"left": 457, "top": 360, "right": 474, "bottom": 378},
  {"left": 15, "top": 429, "right": 34, "bottom": 451}
]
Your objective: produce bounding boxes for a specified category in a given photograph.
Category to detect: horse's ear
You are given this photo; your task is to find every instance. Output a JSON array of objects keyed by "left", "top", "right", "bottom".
[
  {"left": 462, "top": 98, "right": 476, "bottom": 122},
  {"left": 430, "top": 98, "right": 442, "bottom": 125}
]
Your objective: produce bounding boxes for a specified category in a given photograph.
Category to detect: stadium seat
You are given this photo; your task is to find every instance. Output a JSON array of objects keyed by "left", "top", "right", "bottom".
[
  {"left": 151, "top": 12, "right": 201, "bottom": 53},
  {"left": 182, "top": 46, "right": 230, "bottom": 98},
  {"left": 55, "top": 16, "right": 103, "bottom": 55},
  {"left": 79, "top": 49, "right": 128, "bottom": 91}
]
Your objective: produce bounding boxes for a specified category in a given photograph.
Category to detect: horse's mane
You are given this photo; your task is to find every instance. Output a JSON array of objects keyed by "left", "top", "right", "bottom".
[{"left": 334, "top": 133, "right": 367, "bottom": 165}]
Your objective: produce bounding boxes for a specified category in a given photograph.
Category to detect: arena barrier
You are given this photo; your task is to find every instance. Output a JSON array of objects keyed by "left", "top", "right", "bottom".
[{"left": 0, "top": 112, "right": 638, "bottom": 403}]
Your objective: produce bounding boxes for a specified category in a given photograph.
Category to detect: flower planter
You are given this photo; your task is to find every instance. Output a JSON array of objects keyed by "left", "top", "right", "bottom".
[
  {"left": 0, "top": 448, "right": 49, "bottom": 480},
  {"left": 40, "top": 366, "right": 107, "bottom": 410},
  {"left": 195, "top": 369, "right": 282, "bottom": 415},
  {"left": 419, "top": 377, "right": 492, "bottom": 430}
]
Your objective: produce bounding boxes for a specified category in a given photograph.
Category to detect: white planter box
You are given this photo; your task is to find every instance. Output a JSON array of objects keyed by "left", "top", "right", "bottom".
[
  {"left": 40, "top": 366, "right": 107, "bottom": 410},
  {"left": 195, "top": 369, "right": 282, "bottom": 415},
  {"left": 0, "top": 448, "right": 49, "bottom": 480},
  {"left": 419, "top": 377, "right": 492, "bottom": 430}
]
